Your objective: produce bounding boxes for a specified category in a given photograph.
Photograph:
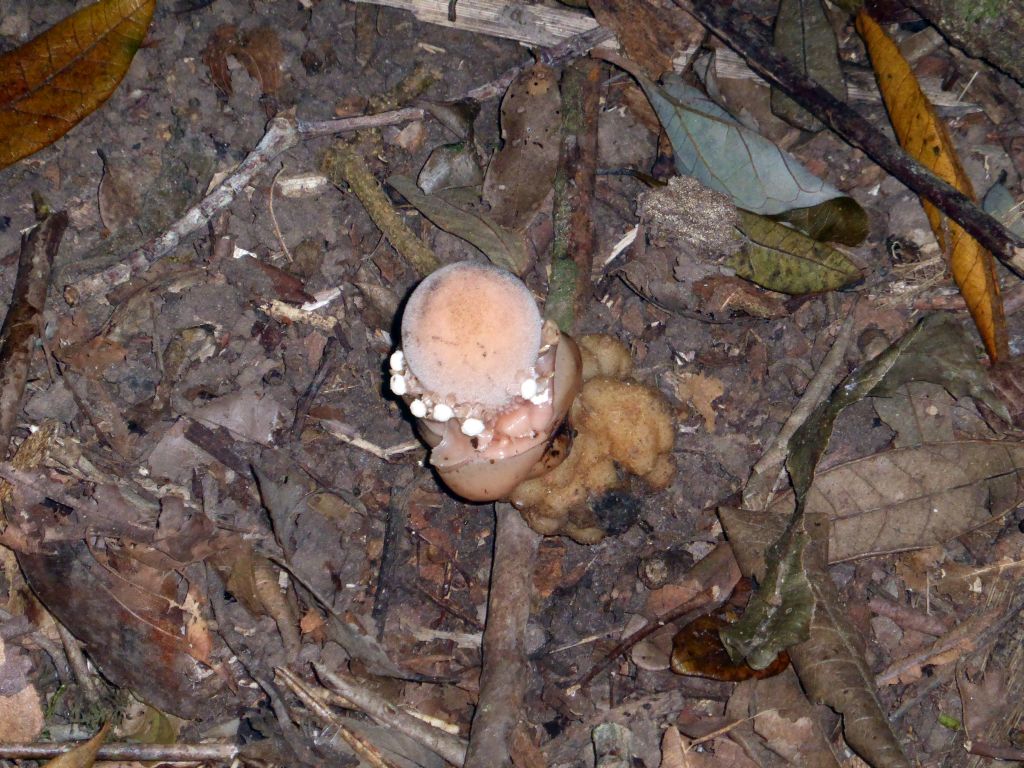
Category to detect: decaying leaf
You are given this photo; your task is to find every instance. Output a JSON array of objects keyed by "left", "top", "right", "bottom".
[
  {"left": 609, "top": 50, "right": 858, "bottom": 216},
  {"left": 97, "top": 149, "right": 142, "bottom": 233},
  {"left": 0, "top": 635, "right": 43, "bottom": 742},
  {"left": 727, "top": 668, "right": 843, "bottom": 768},
  {"left": 389, "top": 175, "right": 531, "bottom": 274},
  {"left": 721, "top": 439, "right": 1024, "bottom": 568},
  {"left": 201, "top": 25, "right": 284, "bottom": 97},
  {"left": 724, "top": 315, "right": 1008, "bottom": 662},
  {"left": 672, "top": 611, "right": 790, "bottom": 681},
  {"left": 857, "top": 9, "right": 1008, "bottom": 362},
  {"left": 418, "top": 142, "right": 484, "bottom": 194},
  {"left": 732, "top": 209, "right": 862, "bottom": 294},
  {"left": 982, "top": 180, "right": 1024, "bottom": 239},
  {"left": 0, "top": 0, "right": 155, "bottom": 170},
  {"left": 771, "top": 0, "right": 846, "bottom": 131},
  {"left": 18, "top": 539, "right": 226, "bottom": 719},
  {"left": 768, "top": 196, "right": 869, "bottom": 247},
  {"left": 482, "top": 64, "right": 561, "bottom": 230}
]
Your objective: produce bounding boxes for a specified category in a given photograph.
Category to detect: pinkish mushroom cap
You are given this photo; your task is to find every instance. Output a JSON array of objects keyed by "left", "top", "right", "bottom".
[{"left": 389, "top": 261, "right": 582, "bottom": 501}]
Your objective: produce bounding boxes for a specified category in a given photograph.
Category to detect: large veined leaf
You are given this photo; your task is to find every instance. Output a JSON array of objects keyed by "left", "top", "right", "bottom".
[
  {"left": 732, "top": 210, "right": 861, "bottom": 293},
  {"left": 649, "top": 71, "right": 852, "bottom": 215},
  {"left": 0, "top": 0, "right": 156, "bottom": 170},
  {"left": 857, "top": 9, "right": 1007, "bottom": 362}
]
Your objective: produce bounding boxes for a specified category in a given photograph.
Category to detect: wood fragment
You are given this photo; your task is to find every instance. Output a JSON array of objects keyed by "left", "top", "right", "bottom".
[
  {"left": 464, "top": 504, "right": 540, "bottom": 768},
  {"left": 321, "top": 142, "right": 441, "bottom": 278},
  {"left": 0, "top": 741, "right": 238, "bottom": 762},
  {"left": 351, "top": 0, "right": 599, "bottom": 47}
]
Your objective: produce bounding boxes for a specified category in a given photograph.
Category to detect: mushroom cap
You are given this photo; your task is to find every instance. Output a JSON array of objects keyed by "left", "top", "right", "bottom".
[{"left": 401, "top": 261, "right": 542, "bottom": 408}]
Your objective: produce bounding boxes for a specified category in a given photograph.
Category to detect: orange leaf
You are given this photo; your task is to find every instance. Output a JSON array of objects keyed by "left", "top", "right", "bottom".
[
  {"left": 0, "top": 0, "right": 156, "bottom": 170},
  {"left": 856, "top": 9, "right": 1008, "bottom": 362}
]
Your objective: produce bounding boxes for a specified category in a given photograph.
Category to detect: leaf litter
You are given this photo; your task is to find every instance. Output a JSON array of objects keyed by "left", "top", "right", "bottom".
[{"left": 0, "top": 1, "right": 1024, "bottom": 767}]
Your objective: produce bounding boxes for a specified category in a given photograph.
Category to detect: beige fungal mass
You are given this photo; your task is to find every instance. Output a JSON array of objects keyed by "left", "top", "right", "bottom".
[{"left": 401, "top": 262, "right": 542, "bottom": 407}]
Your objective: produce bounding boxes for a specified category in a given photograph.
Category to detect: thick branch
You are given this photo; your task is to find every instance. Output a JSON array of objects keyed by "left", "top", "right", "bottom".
[
  {"left": 463, "top": 504, "right": 540, "bottom": 768},
  {"left": 682, "top": 0, "right": 1024, "bottom": 278}
]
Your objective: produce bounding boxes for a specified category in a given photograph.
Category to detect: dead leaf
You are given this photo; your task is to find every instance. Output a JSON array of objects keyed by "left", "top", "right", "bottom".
[
  {"left": 857, "top": 9, "right": 1008, "bottom": 361},
  {"left": 482, "top": 65, "right": 561, "bottom": 231},
  {"left": 389, "top": 175, "right": 531, "bottom": 274},
  {"left": 17, "top": 538, "right": 228, "bottom": 719},
  {"left": 43, "top": 723, "right": 110, "bottom": 768},
  {"left": 771, "top": 0, "right": 846, "bottom": 131},
  {"left": 201, "top": 25, "right": 284, "bottom": 97},
  {"left": 0, "top": 635, "right": 43, "bottom": 741},
  {"left": 97, "top": 149, "right": 141, "bottom": 233},
  {"left": 0, "top": 0, "right": 155, "bottom": 170},
  {"left": 672, "top": 611, "right": 790, "bottom": 681}
]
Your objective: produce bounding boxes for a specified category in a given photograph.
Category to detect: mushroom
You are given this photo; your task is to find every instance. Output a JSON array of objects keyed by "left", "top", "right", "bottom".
[{"left": 389, "top": 261, "right": 582, "bottom": 501}]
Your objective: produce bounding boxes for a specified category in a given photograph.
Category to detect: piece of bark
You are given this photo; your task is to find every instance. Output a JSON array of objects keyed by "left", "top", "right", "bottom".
[
  {"left": 0, "top": 200, "right": 67, "bottom": 457},
  {"left": 546, "top": 58, "right": 600, "bottom": 334}
]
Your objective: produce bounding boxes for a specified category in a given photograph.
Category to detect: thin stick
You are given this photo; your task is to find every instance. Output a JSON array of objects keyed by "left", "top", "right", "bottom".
[
  {"left": 313, "top": 662, "right": 469, "bottom": 766},
  {"left": 683, "top": 0, "right": 1024, "bottom": 277},
  {"left": 463, "top": 504, "right": 540, "bottom": 768},
  {"left": 742, "top": 306, "right": 857, "bottom": 510},
  {"left": 0, "top": 742, "right": 238, "bottom": 762}
]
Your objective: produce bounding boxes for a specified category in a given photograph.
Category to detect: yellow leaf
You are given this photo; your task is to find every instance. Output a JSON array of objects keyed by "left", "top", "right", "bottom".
[
  {"left": 43, "top": 723, "right": 110, "bottom": 768},
  {"left": 0, "top": 0, "right": 156, "bottom": 170},
  {"left": 856, "top": 9, "right": 1008, "bottom": 362}
]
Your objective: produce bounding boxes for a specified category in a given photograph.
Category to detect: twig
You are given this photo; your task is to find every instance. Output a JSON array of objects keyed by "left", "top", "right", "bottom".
[
  {"left": 867, "top": 593, "right": 952, "bottom": 637},
  {"left": 682, "top": 0, "right": 1024, "bottom": 277},
  {"left": 570, "top": 585, "right": 719, "bottom": 693},
  {"left": 742, "top": 306, "right": 857, "bottom": 510},
  {"left": 275, "top": 667, "right": 402, "bottom": 768},
  {"left": 0, "top": 197, "right": 67, "bottom": 457},
  {"left": 321, "top": 142, "right": 441, "bottom": 278},
  {"left": 54, "top": 622, "right": 103, "bottom": 703},
  {"left": 321, "top": 419, "right": 421, "bottom": 461},
  {"left": 463, "top": 504, "right": 540, "bottom": 768},
  {"left": 269, "top": 164, "right": 293, "bottom": 262},
  {"left": 313, "top": 662, "right": 470, "bottom": 766},
  {"left": 0, "top": 741, "right": 238, "bottom": 762}
]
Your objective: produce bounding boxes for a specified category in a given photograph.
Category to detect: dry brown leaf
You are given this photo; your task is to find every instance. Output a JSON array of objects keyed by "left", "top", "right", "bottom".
[
  {"left": 857, "top": 9, "right": 1008, "bottom": 362},
  {"left": 42, "top": 723, "right": 110, "bottom": 768},
  {"left": 588, "top": 0, "right": 704, "bottom": 80},
  {"left": 0, "top": 636, "right": 43, "bottom": 742},
  {"left": 0, "top": 0, "right": 155, "bottom": 170},
  {"left": 201, "top": 25, "right": 284, "bottom": 97},
  {"left": 721, "top": 440, "right": 1024, "bottom": 570}
]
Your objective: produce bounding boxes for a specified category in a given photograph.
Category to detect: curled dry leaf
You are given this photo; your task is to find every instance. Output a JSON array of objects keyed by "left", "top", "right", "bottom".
[
  {"left": 857, "top": 9, "right": 1007, "bottom": 362},
  {"left": 202, "top": 25, "right": 284, "bottom": 97},
  {"left": 42, "top": 723, "right": 110, "bottom": 768},
  {"left": 0, "top": 0, "right": 155, "bottom": 170}
]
